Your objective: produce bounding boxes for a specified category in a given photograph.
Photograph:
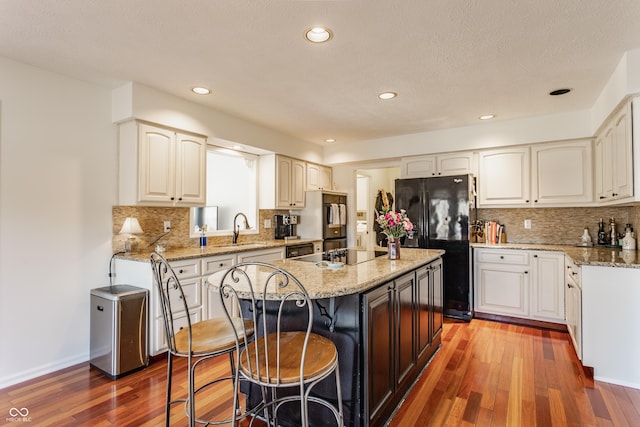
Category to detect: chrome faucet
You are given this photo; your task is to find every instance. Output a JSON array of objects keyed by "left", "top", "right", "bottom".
[{"left": 232, "top": 212, "right": 251, "bottom": 244}]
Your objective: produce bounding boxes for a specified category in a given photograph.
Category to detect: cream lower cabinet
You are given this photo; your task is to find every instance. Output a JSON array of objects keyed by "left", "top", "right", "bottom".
[
  {"left": 114, "top": 248, "right": 283, "bottom": 355},
  {"left": 474, "top": 248, "right": 565, "bottom": 323}
]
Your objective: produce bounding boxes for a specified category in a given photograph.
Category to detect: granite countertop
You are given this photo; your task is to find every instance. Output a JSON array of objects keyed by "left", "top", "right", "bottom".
[
  {"left": 115, "top": 238, "right": 321, "bottom": 262},
  {"left": 206, "top": 248, "right": 445, "bottom": 299},
  {"left": 471, "top": 242, "right": 640, "bottom": 268}
]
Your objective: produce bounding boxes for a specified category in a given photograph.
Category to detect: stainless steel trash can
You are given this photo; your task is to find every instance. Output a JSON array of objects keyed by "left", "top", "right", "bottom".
[{"left": 90, "top": 285, "right": 149, "bottom": 379}]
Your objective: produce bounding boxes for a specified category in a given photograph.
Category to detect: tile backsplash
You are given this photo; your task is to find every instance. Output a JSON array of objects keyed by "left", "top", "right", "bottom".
[
  {"left": 112, "top": 206, "right": 288, "bottom": 252},
  {"left": 475, "top": 205, "right": 640, "bottom": 245}
]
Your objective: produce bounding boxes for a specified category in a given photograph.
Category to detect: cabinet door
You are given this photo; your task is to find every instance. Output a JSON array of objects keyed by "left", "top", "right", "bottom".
[
  {"left": 307, "top": 163, "right": 332, "bottom": 191},
  {"left": 415, "top": 266, "right": 431, "bottom": 361},
  {"left": 531, "top": 140, "right": 593, "bottom": 205},
  {"left": 565, "top": 271, "right": 582, "bottom": 360},
  {"left": 395, "top": 273, "right": 416, "bottom": 393},
  {"left": 363, "top": 284, "right": 395, "bottom": 427},
  {"left": 478, "top": 147, "right": 530, "bottom": 206},
  {"left": 430, "top": 258, "right": 443, "bottom": 340},
  {"left": 236, "top": 248, "right": 284, "bottom": 263},
  {"left": 476, "top": 263, "right": 529, "bottom": 316},
  {"left": 202, "top": 255, "right": 236, "bottom": 319},
  {"left": 437, "top": 152, "right": 476, "bottom": 177},
  {"left": 138, "top": 123, "right": 175, "bottom": 203},
  {"left": 530, "top": 251, "right": 565, "bottom": 321},
  {"left": 275, "top": 156, "right": 293, "bottom": 208},
  {"left": 400, "top": 155, "right": 437, "bottom": 178},
  {"left": 175, "top": 133, "right": 206, "bottom": 205},
  {"left": 613, "top": 103, "right": 633, "bottom": 199},
  {"left": 291, "top": 159, "right": 306, "bottom": 207}
]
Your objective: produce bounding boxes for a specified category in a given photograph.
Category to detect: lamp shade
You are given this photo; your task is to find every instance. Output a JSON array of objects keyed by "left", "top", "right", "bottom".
[{"left": 119, "top": 217, "right": 143, "bottom": 235}]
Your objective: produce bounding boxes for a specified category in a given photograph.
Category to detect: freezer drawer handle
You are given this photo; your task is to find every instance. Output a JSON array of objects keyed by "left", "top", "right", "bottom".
[{"left": 97, "top": 306, "right": 104, "bottom": 312}]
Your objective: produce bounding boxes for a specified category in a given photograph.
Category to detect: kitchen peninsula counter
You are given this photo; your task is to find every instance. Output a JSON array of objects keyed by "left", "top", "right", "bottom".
[
  {"left": 113, "top": 238, "right": 320, "bottom": 262},
  {"left": 471, "top": 242, "right": 640, "bottom": 268}
]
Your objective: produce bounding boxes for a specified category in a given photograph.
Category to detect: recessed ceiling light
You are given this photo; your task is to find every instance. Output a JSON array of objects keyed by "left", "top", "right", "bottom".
[
  {"left": 191, "top": 86, "right": 211, "bottom": 95},
  {"left": 378, "top": 92, "right": 397, "bottom": 100},
  {"left": 324, "top": 138, "right": 336, "bottom": 143},
  {"left": 549, "top": 88, "right": 571, "bottom": 96},
  {"left": 479, "top": 114, "right": 495, "bottom": 120},
  {"left": 305, "top": 27, "right": 333, "bottom": 43},
  {"left": 232, "top": 145, "right": 243, "bottom": 150}
]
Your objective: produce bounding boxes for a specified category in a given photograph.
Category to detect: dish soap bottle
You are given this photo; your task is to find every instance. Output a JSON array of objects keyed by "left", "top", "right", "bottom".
[{"left": 580, "top": 227, "right": 592, "bottom": 246}]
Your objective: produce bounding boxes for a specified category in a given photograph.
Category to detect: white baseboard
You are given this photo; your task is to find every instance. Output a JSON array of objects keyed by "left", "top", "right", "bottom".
[{"left": 0, "top": 352, "right": 89, "bottom": 390}]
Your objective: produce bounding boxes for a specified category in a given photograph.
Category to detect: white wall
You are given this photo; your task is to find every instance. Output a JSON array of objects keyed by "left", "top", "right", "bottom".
[{"left": 0, "top": 56, "right": 117, "bottom": 387}]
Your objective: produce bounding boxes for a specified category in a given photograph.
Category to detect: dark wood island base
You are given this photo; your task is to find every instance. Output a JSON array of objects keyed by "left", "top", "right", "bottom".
[{"left": 229, "top": 251, "right": 445, "bottom": 427}]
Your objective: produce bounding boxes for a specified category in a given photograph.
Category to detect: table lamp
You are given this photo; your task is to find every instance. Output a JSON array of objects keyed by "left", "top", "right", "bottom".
[{"left": 120, "top": 217, "right": 143, "bottom": 253}]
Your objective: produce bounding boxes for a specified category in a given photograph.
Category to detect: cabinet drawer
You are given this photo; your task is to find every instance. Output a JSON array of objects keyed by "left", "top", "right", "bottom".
[
  {"left": 155, "top": 277, "right": 202, "bottom": 315},
  {"left": 201, "top": 255, "right": 236, "bottom": 275},
  {"left": 169, "top": 259, "right": 200, "bottom": 279},
  {"left": 476, "top": 249, "right": 529, "bottom": 265}
]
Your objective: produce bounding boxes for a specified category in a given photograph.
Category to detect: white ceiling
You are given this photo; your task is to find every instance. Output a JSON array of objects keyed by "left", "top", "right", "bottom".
[{"left": 1, "top": 1, "right": 640, "bottom": 145}]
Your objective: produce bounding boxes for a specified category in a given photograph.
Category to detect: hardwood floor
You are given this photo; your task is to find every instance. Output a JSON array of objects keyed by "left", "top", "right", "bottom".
[{"left": 2, "top": 319, "right": 639, "bottom": 426}]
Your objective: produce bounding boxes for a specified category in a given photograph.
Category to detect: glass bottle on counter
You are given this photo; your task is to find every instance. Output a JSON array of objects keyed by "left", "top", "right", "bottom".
[{"left": 597, "top": 218, "right": 608, "bottom": 245}]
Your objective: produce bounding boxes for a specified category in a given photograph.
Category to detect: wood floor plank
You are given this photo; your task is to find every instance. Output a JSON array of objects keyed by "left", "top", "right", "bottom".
[{"left": 3, "top": 318, "right": 640, "bottom": 426}]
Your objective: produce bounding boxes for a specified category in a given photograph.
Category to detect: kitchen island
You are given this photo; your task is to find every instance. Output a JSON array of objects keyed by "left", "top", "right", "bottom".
[{"left": 207, "top": 248, "right": 445, "bottom": 427}]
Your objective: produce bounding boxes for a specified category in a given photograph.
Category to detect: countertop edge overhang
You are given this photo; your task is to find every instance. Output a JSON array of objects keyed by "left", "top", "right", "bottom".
[
  {"left": 471, "top": 242, "right": 640, "bottom": 268},
  {"left": 206, "top": 248, "right": 445, "bottom": 299},
  {"left": 113, "top": 238, "right": 321, "bottom": 262}
]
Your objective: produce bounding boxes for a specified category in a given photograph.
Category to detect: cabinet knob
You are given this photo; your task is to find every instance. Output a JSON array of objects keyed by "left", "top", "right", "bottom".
[
  {"left": 572, "top": 272, "right": 578, "bottom": 276},
  {"left": 500, "top": 256, "right": 504, "bottom": 259},
  {"left": 567, "top": 283, "right": 573, "bottom": 289},
  {"left": 525, "top": 200, "right": 529, "bottom": 203},
  {"left": 431, "top": 173, "right": 436, "bottom": 176},
  {"left": 219, "top": 263, "right": 224, "bottom": 267},
  {"left": 534, "top": 200, "right": 538, "bottom": 203},
  {"left": 599, "top": 196, "right": 606, "bottom": 200},
  {"left": 178, "top": 197, "right": 182, "bottom": 201},
  {"left": 170, "top": 197, "right": 175, "bottom": 201},
  {"left": 524, "top": 271, "right": 528, "bottom": 274},
  {"left": 612, "top": 193, "right": 618, "bottom": 197},
  {"left": 533, "top": 254, "right": 538, "bottom": 258},
  {"left": 438, "top": 172, "right": 442, "bottom": 175}
]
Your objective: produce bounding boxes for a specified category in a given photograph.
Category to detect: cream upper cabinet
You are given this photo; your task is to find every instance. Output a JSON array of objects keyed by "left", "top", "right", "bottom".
[
  {"left": 531, "top": 139, "right": 593, "bottom": 206},
  {"left": 259, "top": 154, "right": 306, "bottom": 209},
  {"left": 400, "top": 152, "right": 476, "bottom": 178},
  {"left": 276, "top": 156, "right": 306, "bottom": 208},
  {"left": 594, "top": 100, "right": 633, "bottom": 203},
  {"left": 119, "top": 121, "right": 206, "bottom": 206},
  {"left": 477, "top": 147, "right": 530, "bottom": 207},
  {"left": 307, "top": 162, "right": 333, "bottom": 191}
]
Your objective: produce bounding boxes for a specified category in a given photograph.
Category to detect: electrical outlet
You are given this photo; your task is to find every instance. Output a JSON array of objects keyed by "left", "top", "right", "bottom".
[
  {"left": 264, "top": 219, "right": 271, "bottom": 229},
  {"left": 164, "top": 221, "right": 171, "bottom": 232},
  {"left": 524, "top": 219, "right": 532, "bottom": 229}
]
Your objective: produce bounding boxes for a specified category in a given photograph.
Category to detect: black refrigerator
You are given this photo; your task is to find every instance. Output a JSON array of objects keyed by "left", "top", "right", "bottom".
[{"left": 395, "top": 175, "right": 474, "bottom": 321}]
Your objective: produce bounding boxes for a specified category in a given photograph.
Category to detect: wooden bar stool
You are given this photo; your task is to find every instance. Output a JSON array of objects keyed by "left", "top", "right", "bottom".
[
  {"left": 218, "top": 262, "right": 344, "bottom": 427},
  {"left": 150, "top": 252, "right": 255, "bottom": 427}
]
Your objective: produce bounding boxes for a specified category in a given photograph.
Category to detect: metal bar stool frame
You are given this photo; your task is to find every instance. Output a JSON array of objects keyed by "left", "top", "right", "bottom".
[
  {"left": 218, "top": 261, "right": 344, "bottom": 427},
  {"left": 150, "top": 252, "right": 255, "bottom": 427}
]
